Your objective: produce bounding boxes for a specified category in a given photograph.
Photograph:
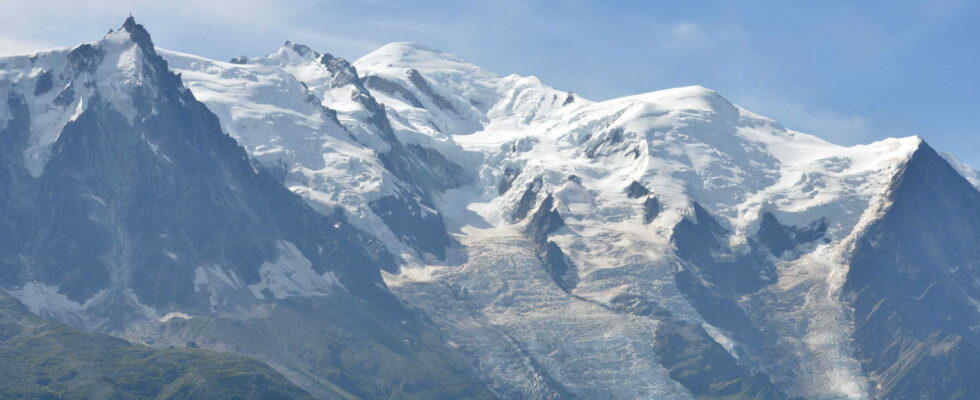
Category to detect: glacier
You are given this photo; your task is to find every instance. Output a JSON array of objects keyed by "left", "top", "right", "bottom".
[{"left": 163, "top": 39, "right": 938, "bottom": 399}]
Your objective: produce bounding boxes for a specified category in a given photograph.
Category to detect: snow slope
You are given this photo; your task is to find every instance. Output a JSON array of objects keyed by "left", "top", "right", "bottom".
[
  {"left": 356, "top": 44, "right": 926, "bottom": 399},
  {"left": 162, "top": 48, "right": 398, "bottom": 235},
  {"left": 355, "top": 42, "right": 581, "bottom": 149},
  {"left": 164, "top": 40, "right": 937, "bottom": 399},
  {"left": 163, "top": 44, "right": 462, "bottom": 263}
]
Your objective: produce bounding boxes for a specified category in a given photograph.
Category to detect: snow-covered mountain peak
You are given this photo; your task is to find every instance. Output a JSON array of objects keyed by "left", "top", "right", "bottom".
[
  {"left": 118, "top": 16, "right": 156, "bottom": 50},
  {"left": 250, "top": 41, "right": 363, "bottom": 94},
  {"left": 0, "top": 16, "right": 179, "bottom": 177},
  {"left": 402, "top": 70, "right": 932, "bottom": 397},
  {"left": 161, "top": 45, "right": 402, "bottom": 200},
  {"left": 357, "top": 42, "right": 474, "bottom": 73},
  {"left": 281, "top": 40, "right": 317, "bottom": 58},
  {"left": 0, "top": 17, "right": 408, "bottom": 330},
  {"left": 358, "top": 41, "right": 503, "bottom": 104},
  {"left": 92, "top": 18, "right": 163, "bottom": 88},
  {"left": 350, "top": 43, "right": 924, "bottom": 256},
  {"left": 93, "top": 16, "right": 164, "bottom": 80},
  {"left": 613, "top": 85, "right": 740, "bottom": 121},
  {"left": 451, "top": 76, "right": 924, "bottom": 255},
  {"left": 355, "top": 42, "right": 583, "bottom": 139},
  {"left": 258, "top": 41, "right": 318, "bottom": 66}
]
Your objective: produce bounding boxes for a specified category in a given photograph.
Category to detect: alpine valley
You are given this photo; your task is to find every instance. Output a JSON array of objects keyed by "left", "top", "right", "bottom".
[{"left": 1, "top": 18, "right": 978, "bottom": 400}]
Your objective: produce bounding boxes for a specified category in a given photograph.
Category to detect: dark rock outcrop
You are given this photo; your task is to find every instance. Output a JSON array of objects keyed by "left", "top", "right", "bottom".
[
  {"left": 363, "top": 75, "right": 424, "bottom": 108},
  {"left": 407, "top": 68, "right": 457, "bottom": 114},
  {"left": 525, "top": 194, "right": 577, "bottom": 291},
  {"left": 643, "top": 196, "right": 661, "bottom": 223},
  {"left": 625, "top": 181, "right": 650, "bottom": 199},
  {"left": 514, "top": 177, "right": 543, "bottom": 220},
  {"left": 755, "top": 212, "right": 827, "bottom": 257},
  {"left": 370, "top": 193, "right": 451, "bottom": 260},
  {"left": 844, "top": 143, "right": 980, "bottom": 399},
  {"left": 498, "top": 166, "right": 521, "bottom": 195}
]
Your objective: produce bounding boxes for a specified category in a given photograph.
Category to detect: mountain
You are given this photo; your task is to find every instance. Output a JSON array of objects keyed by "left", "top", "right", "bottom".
[
  {"left": 349, "top": 43, "right": 980, "bottom": 399},
  {"left": 0, "top": 18, "right": 492, "bottom": 399},
  {"left": 162, "top": 42, "right": 465, "bottom": 264},
  {"left": 0, "top": 291, "right": 315, "bottom": 399},
  {"left": 845, "top": 144, "right": 980, "bottom": 399},
  {"left": 3, "top": 18, "right": 979, "bottom": 400},
  {"left": 348, "top": 43, "right": 921, "bottom": 399},
  {"left": 0, "top": 17, "right": 396, "bottom": 324}
]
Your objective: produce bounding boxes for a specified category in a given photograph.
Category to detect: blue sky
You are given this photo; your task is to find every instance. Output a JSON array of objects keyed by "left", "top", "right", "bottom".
[{"left": 1, "top": 0, "right": 977, "bottom": 165}]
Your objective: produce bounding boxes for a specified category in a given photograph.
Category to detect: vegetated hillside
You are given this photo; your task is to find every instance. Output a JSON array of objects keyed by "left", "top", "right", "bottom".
[{"left": 0, "top": 292, "right": 314, "bottom": 400}]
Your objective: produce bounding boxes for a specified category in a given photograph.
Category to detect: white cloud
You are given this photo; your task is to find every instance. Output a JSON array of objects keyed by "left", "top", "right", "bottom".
[
  {"left": 667, "top": 22, "right": 708, "bottom": 47},
  {"left": 288, "top": 30, "right": 382, "bottom": 54},
  {"left": 0, "top": 0, "right": 291, "bottom": 26},
  {"left": 940, "top": 151, "right": 980, "bottom": 188},
  {"left": 736, "top": 93, "right": 877, "bottom": 146},
  {"left": 0, "top": 36, "right": 55, "bottom": 56},
  {"left": 649, "top": 21, "right": 739, "bottom": 51},
  {"left": 0, "top": 0, "right": 327, "bottom": 58}
]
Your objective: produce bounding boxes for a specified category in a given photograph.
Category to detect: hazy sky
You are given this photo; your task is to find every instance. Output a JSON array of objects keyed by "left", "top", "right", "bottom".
[{"left": 1, "top": 0, "right": 977, "bottom": 165}]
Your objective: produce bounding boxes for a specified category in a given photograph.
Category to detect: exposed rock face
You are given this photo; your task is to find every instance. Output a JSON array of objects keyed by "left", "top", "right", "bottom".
[
  {"left": 0, "top": 17, "right": 392, "bottom": 324},
  {"left": 755, "top": 212, "right": 827, "bottom": 257},
  {"left": 844, "top": 143, "right": 980, "bottom": 399},
  {"left": 364, "top": 75, "right": 424, "bottom": 108},
  {"left": 370, "top": 193, "right": 451, "bottom": 260},
  {"left": 625, "top": 180, "right": 650, "bottom": 198},
  {"left": 0, "top": 18, "right": 492, "bottom": 399},
  {"left": 526, "top": 195, "right": 577, "bottom": 291},
  {"left": 643, "top": 196, "right": 661, "bottom": 223},
  {"left": 407, "top": 68, "right": 458, "bottom": 114}
]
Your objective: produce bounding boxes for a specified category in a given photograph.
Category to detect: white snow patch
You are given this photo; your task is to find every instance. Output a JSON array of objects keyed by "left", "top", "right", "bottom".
[
  {"left": 702, "top": 323, "right": 739, "bottom": 359},
  {"left": 247, "top": 240, "right": 343, "bottom": 299},
  {"left": 194, "top": 264, "right": 244, "bottom": 309},
  {"left": 6, "top": 281, "right": 108, "bottom": 326},
  {"left": 158, "top": 311, "right": 192, "bottom": 323}
]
